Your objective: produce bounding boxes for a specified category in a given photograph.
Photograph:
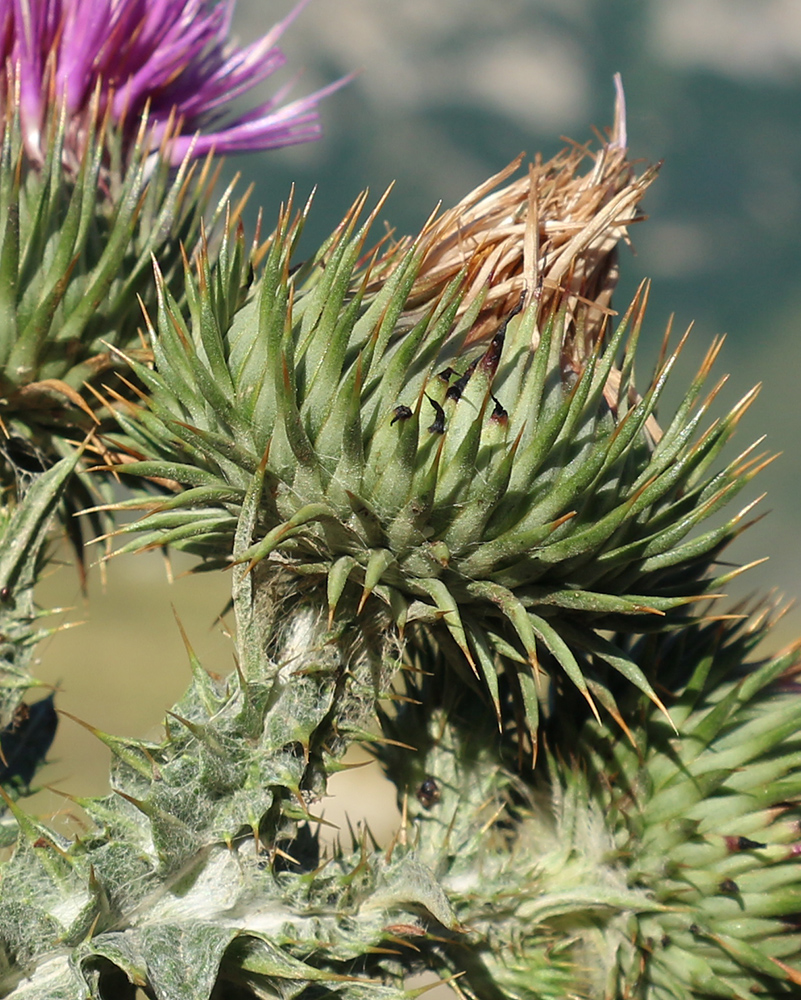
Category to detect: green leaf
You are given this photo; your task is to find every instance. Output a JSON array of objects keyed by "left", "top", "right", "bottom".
[{"left": 139, "top": 923, "right": 238, "bottom": 1000}]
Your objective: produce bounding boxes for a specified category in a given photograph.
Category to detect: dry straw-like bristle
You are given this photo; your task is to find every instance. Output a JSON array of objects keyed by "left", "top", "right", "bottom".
[{"left": 379, "top": 75, "right": 657, "bottom": 366}]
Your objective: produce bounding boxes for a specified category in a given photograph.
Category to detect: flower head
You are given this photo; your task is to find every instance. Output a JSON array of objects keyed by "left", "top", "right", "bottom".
[
  {"left": 100, "top": 115, "right": 764, "bottom": 746},
  {"left": 381, "top": 77, "right": 650, "bottom": 362},
  {"left": 1, "top": 0, "right": 341, "bottom": 165}
]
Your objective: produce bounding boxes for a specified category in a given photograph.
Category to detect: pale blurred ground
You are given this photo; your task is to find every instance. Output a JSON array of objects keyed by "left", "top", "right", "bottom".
[{"left": 21, "top": 3, "right": 801, "bottom": 995}]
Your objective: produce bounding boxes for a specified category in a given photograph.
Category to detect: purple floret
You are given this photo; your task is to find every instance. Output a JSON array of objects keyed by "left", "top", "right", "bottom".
[{"left": 1, "top": 0, "right": 343, "bottom": 163}]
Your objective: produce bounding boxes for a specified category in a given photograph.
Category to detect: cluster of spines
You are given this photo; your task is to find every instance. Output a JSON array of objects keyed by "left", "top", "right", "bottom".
[
  {"left": 579, "top": 614, "right": 801, "bottom": 998},
  {"left": 372, "top": 605, "right": 801, "bottom": 999},
  {"left": 0, "top": 456, "right": 77, "bottom": 860},
  {"left": 0, "top": 96, "right": 230, "bottom": 408},
  {"left": 93, "top": 188, "right": 768, "bottom": 749}
]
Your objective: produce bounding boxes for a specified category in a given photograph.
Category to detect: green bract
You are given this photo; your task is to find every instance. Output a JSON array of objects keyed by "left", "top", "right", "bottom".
[
  {"left": 0, "top": 97, "right": 235, "bottom": 564},
  {"left": 0, "top": 452, "right": 80, "bottom": 844},
  {"left": 101, "top": 159, "right": 765, "bottom": 742},
  {"left": 376, "top": 609, "right": 801, "bottom": 999}
]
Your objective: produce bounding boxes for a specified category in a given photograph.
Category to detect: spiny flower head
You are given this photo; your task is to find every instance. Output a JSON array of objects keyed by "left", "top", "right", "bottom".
[
  {"left": 98, "top": 108, "right": 767, "bottom": 746},
  {"left": 1, "top": 0, "right": 341, "bottom": 167},
  {"left": 0, "top": 0, "right": 346, "bottom": 564}
]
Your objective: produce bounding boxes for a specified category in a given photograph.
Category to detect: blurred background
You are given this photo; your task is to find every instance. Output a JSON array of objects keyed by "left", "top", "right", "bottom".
[{"left": 31, "top": 0, "right": 801, "bottom": 900}]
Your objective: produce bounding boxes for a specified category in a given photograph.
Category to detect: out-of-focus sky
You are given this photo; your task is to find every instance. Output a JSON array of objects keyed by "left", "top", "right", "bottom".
[{"left": 32, "top": 0, "right": 801, "bottom": 852}]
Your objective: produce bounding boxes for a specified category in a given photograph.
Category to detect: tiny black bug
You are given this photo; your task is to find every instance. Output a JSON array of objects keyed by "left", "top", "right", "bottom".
[
  {"left": 416, "top": 776, "right": 441, "bottom": 809},
  {"left": 445, "top": 357, "right": 479, "bottom": 402}
]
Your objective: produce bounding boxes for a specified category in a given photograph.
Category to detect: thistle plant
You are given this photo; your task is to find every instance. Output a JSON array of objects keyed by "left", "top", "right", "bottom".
[
  {"left": 100, "top": 149, "right": 763, "bottom": 740},
  {"left": 1, "top": 7, "right": 800, "bottom": 999},
  {"left": 375, "top": 610, "right": 801, "bottom": 999},
  {"left": 0, "top": 0, "right": 338, "bottom": 559}
]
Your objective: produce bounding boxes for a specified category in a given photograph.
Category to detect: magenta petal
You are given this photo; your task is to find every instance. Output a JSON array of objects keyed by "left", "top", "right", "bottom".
[{"left": 2, "top": 0, "right": 345, "bottom": 162}]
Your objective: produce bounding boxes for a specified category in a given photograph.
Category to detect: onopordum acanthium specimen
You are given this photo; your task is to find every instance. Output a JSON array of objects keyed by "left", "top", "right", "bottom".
[
  {"left": 100, "top": 154, "right": 765, "bottom": 749},
  {"left": 3, "top": 90, "right": 801, "bottom": 1000}
]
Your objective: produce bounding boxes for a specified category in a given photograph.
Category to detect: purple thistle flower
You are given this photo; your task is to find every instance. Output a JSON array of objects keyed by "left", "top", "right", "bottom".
[{"left": 1, "top": 0, "right": 344, "bottom": 164}]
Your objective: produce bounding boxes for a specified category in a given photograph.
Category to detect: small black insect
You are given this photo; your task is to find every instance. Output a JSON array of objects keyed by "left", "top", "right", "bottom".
[
  {"left": 0, "top": 693, "right": 58, "bottom": 789},
  {"left": 445, "top": 357, "right": 480, "bottom": 402},
  {"left": 391, "top": 405, "right": 413, "bottom": 425},
  {"left": 719, "top": 878, "right": 740, "bottom": 895},
  {"left": 416, "top": 776, "right": 441, "bottom": 809},
  {"left": 0, "top": 586, "right": 10, "bottom": 603}
]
